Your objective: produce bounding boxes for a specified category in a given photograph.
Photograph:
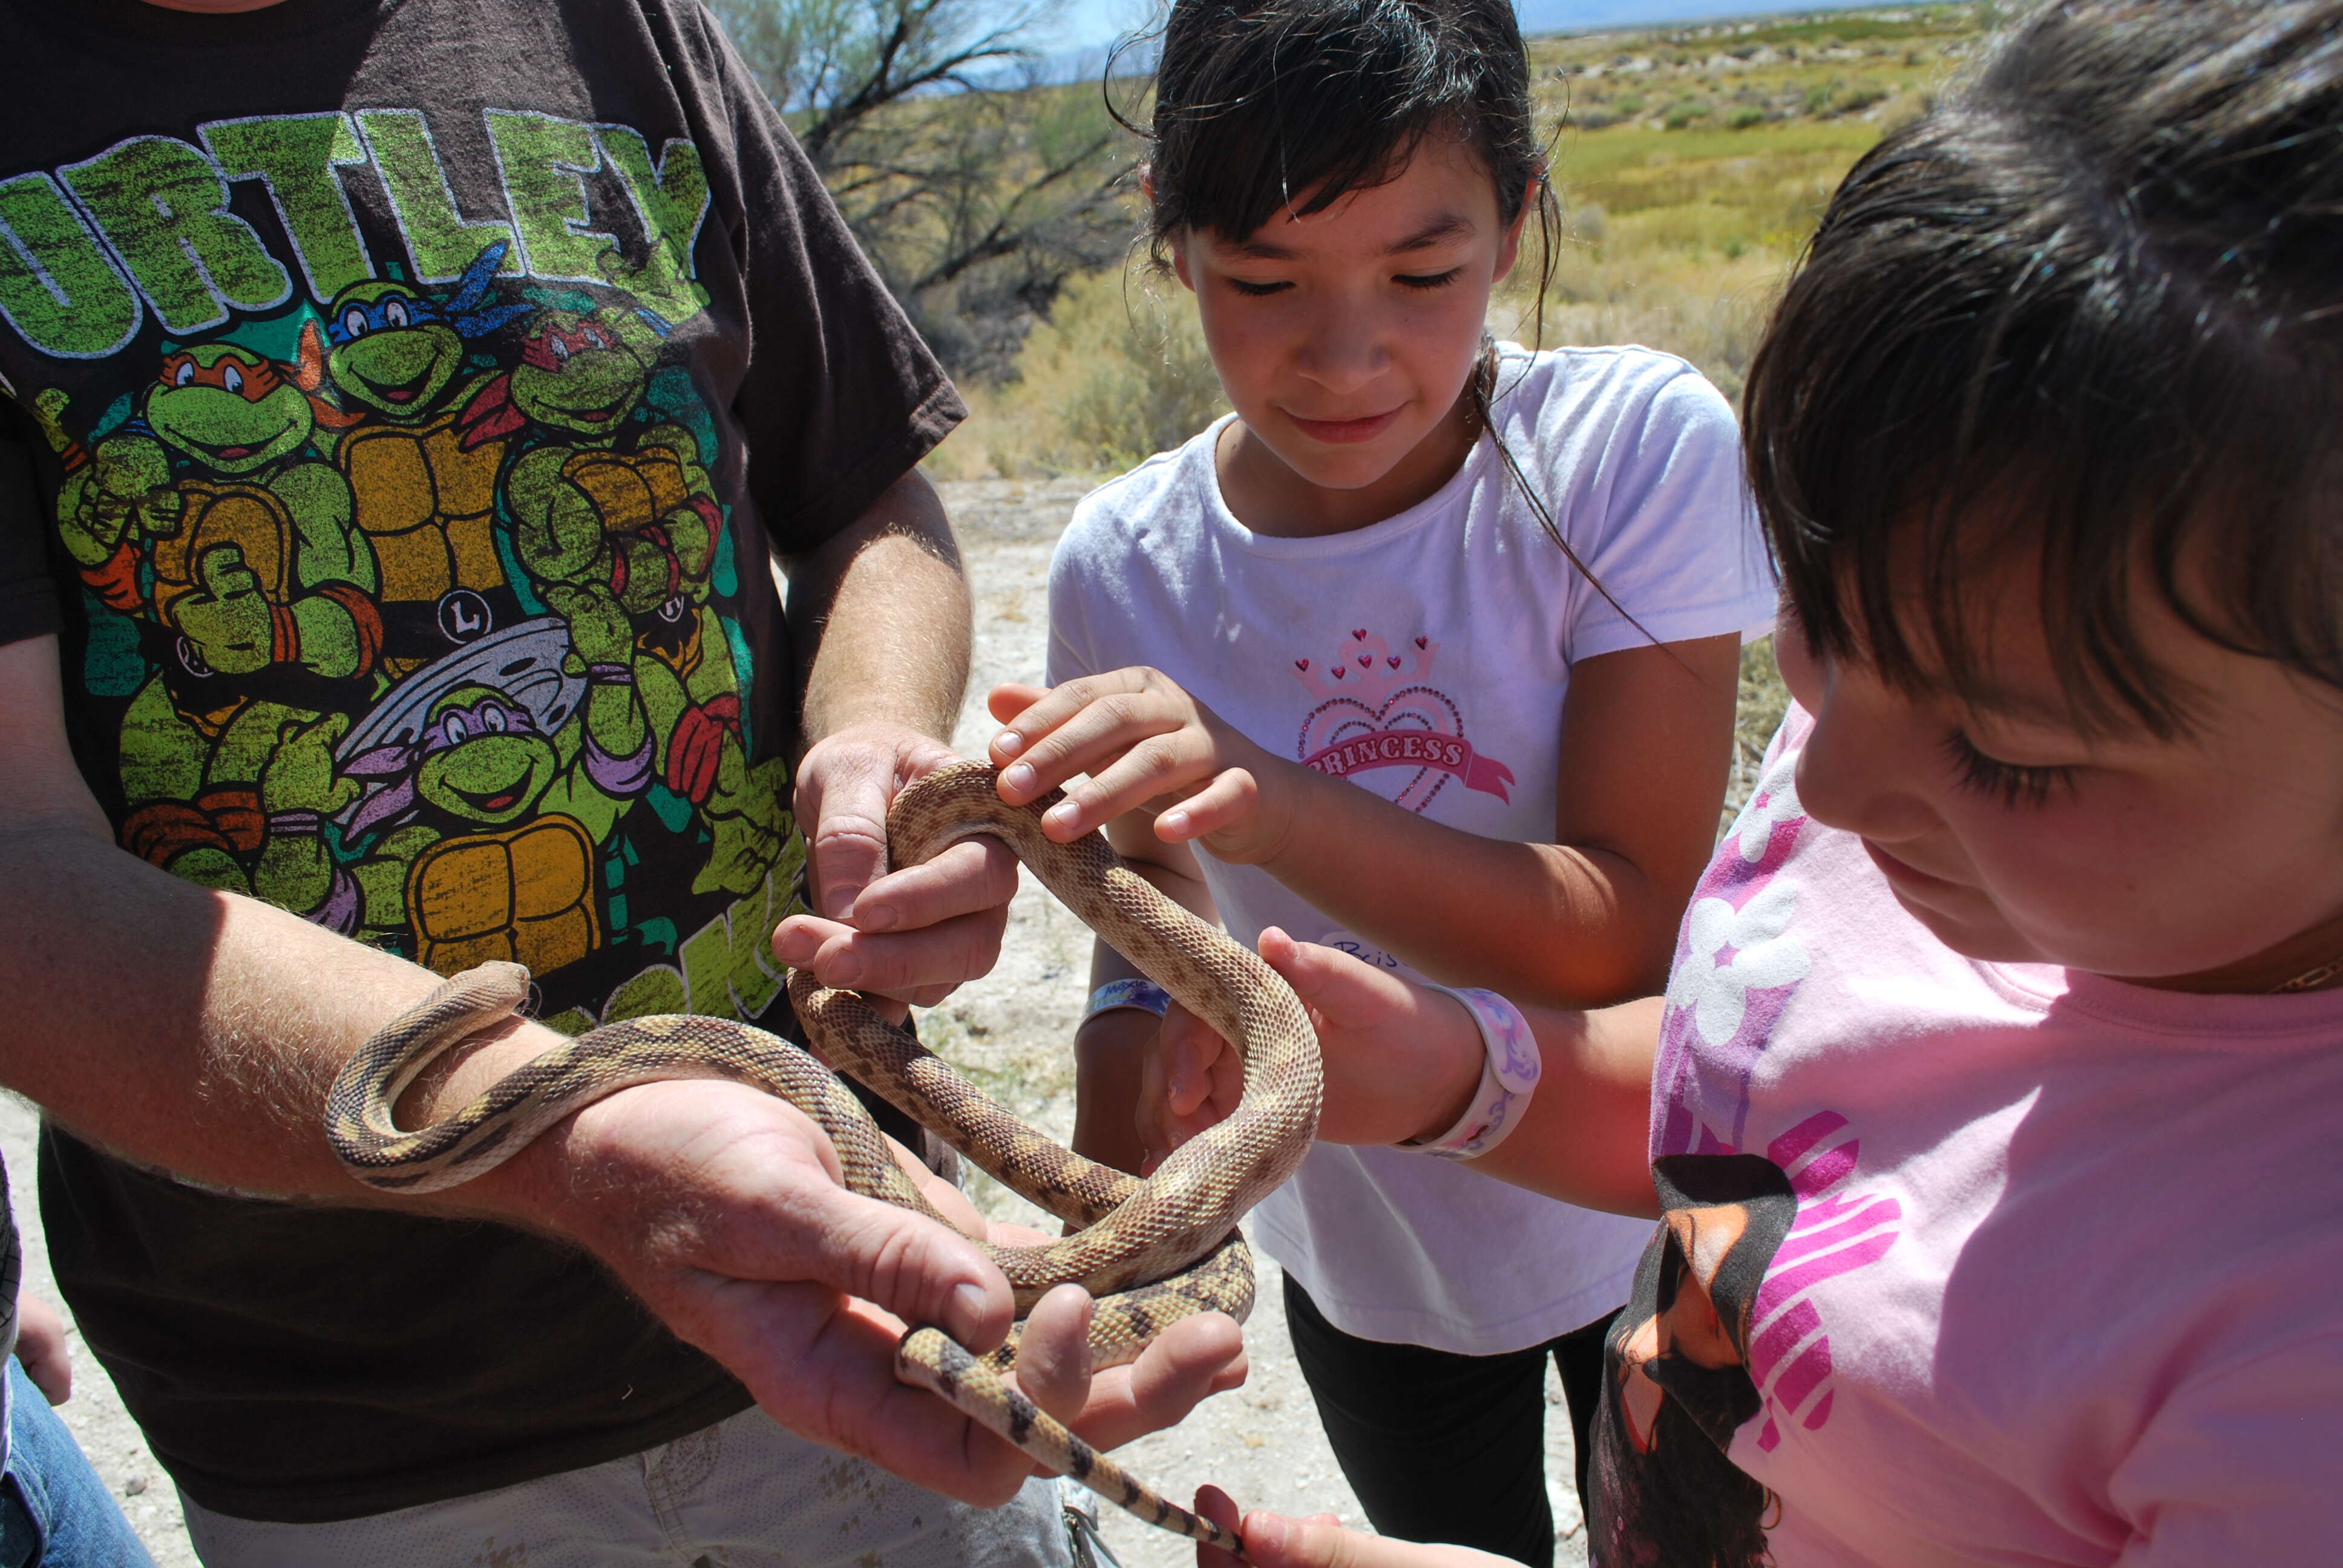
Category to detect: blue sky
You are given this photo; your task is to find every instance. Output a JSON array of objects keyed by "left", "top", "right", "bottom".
[{"left": 1038, "top": 0, "right": 1879, "bottom": 53}]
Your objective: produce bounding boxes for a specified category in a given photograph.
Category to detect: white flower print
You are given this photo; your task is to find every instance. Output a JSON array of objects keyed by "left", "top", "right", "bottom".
[
  {"left": 1732, "top": 773, "right": 1803, "bottom": 863},
  {"left": 1670, "top": 878, "right": 1812, "bottom": 1045}
]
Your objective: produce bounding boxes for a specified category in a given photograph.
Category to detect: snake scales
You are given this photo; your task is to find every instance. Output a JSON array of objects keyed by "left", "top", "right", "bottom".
[{"left": 326, "top": 759, "right": 1322, "bottom": 1553}]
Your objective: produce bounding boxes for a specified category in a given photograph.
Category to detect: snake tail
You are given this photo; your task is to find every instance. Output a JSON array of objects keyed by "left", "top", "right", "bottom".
[{"left": 897, "top": 1327, "right": 1245, "bottom": 1556}]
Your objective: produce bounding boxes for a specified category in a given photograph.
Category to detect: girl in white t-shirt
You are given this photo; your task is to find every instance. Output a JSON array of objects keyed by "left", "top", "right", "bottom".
[
  {"left": 981, "top": 1, "right": 1774, "bottom": 1557},
  {"left": 1158, "top": 3, "right": 2343, "bottom": 1565}
]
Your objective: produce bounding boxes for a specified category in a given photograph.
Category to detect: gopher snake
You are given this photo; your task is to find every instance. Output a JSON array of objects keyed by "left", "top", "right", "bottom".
[{"left": 326, "top": 760, "right": 1322, "bottom": 1552}]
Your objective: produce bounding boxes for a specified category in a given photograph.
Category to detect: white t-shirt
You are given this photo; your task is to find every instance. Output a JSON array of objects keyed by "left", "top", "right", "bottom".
[
  {"left": 1593, "top": 707, "right": 2343, "bottom": 1565},
  {"left": 1049, "top": 345, "right": 1779, "bottom": 1353}
]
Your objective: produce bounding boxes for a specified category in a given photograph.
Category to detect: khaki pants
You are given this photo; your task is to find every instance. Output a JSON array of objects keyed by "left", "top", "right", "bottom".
[{"left": 179, "top": 1403, "right": 1074, "bottom": 1568}]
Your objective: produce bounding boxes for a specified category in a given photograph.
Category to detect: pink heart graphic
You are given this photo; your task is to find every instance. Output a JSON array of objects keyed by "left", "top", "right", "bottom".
[
  {"left": 1387, "top": 656, "right": 1401, "bottom": 668},
  {"left": 1331, "top": 665, "right": 1346, "bottom": 680},
  {"left": 1351, "top": 629, "right": 1368, "bottom": 640},
  {"left": 1295, "top": 659, "right": 1310, "bottom": 671},
  {"left": 1356, "top": 654, "right": 1372, "bottom": 668},
  {"left": 1415, "top": 636, "right": 1429, "bottom": 648},
  {"left": 1296, "top": 684, "right": 1468, "bottom": 814}
]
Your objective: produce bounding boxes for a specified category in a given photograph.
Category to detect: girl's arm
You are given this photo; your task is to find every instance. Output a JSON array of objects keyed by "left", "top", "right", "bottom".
[
  {"left": 988, "top": 632, "right": 1738, "bottom": 1007},
  {"left": 1240, "top": 927, "right": 1663, "bottom": 1217}
]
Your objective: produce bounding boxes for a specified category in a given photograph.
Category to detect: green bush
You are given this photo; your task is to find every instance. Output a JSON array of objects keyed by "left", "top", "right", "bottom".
[
  {"left": 1726, "top": 105, "right": 1768, "bottom": 130},
  {"left": 1663, "top": 97, "right": 1714, "bottom": 131},
  {"left": 981, "top": 266, "right": 1229, "bottom": 475}
]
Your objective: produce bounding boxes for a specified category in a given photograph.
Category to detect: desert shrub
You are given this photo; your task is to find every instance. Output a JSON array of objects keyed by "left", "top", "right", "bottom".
[
  {"left": 1663, "top": 97, "right": 1715, "bottom": 129},
  {"left": 1726, "top": 105, "right": 1768, "bottom": 129},
  {"left": 962, "top": 266, "right": 1228, "bottom": 477}
]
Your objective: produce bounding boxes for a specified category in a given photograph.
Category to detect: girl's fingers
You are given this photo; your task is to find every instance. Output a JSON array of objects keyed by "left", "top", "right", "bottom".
[
  {"left": 1257, "top": 927, "right": 1408, "bottom": 1026},
  {"left": 1155, "top": 767, "right": 1260, "bottom": 842},
  {"left": 1037, "top": 732, "right": 1230, "bottom": 841},
  {"left": 1194, "top": 1485, "right": 1246, "bottom": 1567},
  {"left": 985, "top": 681, "right": 1048, "bottom": 725},
  {"left": 988, "top": 670, "right": 1177, "bottom": 794}
]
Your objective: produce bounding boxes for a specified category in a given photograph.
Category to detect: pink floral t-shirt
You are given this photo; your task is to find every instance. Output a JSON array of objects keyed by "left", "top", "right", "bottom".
[{"left": 1591, "top": 707, "right": 2343, "bottom": 1566}]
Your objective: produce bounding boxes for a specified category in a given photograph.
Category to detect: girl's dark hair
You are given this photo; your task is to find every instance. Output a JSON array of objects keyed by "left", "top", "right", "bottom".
[
  {"left": 1126, "top": 0, "right": 1555, "bottom": 286},
  {"left": 1745, "top": 0, "right": 2343, "bottom": 736},
  {"left": 1116, "top": 0, "right": 1664, "bottom": 625}
]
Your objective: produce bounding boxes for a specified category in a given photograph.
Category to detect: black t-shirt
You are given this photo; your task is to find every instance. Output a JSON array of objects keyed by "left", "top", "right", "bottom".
[{"left": 0, "top": 0, "right": 963, "bottom": 1521}]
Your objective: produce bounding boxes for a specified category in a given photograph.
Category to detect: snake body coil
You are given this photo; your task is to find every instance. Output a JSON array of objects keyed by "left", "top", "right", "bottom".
[{"left": 326, "top": 760, "right": 1322, "bottom": 1553}]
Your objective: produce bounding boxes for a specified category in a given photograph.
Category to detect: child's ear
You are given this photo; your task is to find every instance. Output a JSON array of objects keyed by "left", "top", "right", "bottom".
[
  {"left": 1493, "top": 180, "right": 1536, "bottom": 285},
  {"left": 1169, "top": 233, "right": 1196, "bottom": 295}
]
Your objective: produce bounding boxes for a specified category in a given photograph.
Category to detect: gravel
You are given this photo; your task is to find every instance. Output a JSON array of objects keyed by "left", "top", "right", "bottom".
[{"left": 3, "top": 475, "right": 1586, "bottom": 1568}]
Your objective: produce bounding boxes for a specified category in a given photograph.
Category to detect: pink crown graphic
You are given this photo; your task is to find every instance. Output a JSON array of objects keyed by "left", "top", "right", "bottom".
[{"left": 1290, "top": 627, "right": 1441, "bottom": 704}]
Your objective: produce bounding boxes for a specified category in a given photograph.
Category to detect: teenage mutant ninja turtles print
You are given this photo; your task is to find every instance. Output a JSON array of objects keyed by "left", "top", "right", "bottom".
[{"left": 5, "top": 107, "right": 808, "bottom": 1029}]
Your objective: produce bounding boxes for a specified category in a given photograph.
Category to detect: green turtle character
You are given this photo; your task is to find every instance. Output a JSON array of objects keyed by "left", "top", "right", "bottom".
[
  {"left": 304, "top": 244, "right": 533, "bottom": 620},
  {"left": 635, "top": 605, "right": 795, "bottom": 897},
  {"left": 50, "top": 345, "right": 379, "bottom": 682},
  {"left": 337, "top": 588, "right": 654, "bottom": 966},
  {"left": 480, "top": 309, "right": 726, "bottom": 620}
]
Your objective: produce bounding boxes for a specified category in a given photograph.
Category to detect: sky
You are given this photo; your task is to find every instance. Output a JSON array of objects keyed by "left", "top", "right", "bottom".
[{"left": 1038, "top": 0, "right": 1881, "bottom": 53}]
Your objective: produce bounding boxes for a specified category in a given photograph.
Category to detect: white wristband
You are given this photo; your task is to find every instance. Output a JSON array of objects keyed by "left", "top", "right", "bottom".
[
  {"left": 1080, "top": 978, "right": 1172, "bottom": 1031},
  {"left": 1398, "top": 986, "right": 1540, "bottom": 1160}
]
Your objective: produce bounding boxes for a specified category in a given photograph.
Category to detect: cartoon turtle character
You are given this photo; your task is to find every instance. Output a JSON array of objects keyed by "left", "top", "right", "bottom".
[
  {"left": 477, "top": 309, "right": 726, "bottom": 623},
  {"left": 299, "top": 243, "right": 533, "bottom": 662},
  {"left": 51, "top": 345, "right": 378, "bottom": 685},
  {"left": 332, "top": 591, "right": 654, "bottom": 970},
  {"left": 114, "top": 689, "right": 359, "bottom": 916},
  {"left": 634, "top": 604, "right": 795, "bottom": 897}
]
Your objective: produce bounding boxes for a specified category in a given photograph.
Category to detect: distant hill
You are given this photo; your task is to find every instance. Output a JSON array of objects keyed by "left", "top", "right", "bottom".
[
  {"left": 1518, "top": 0, "right": 1881, "bottom": 32},
  {"left": 1047, "top": 0, "right": 1895, "bottom": 57}
]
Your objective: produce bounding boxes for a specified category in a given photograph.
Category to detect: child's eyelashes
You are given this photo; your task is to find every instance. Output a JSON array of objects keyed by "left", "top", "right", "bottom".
[
  {"left": 1941, "top": 731, "right": 2079, "bottom": 808},
  {"left": 1218, "top": 269, "right": 1463, "bottom": 296}
]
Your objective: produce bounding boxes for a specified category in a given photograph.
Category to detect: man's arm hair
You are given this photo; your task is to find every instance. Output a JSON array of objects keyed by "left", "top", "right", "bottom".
[
  {"left": 782, "top": 468, "right": 971, "bottom": 750},
  {"left": 0, "top": 632, "right": 557, "bottom": 1206}
]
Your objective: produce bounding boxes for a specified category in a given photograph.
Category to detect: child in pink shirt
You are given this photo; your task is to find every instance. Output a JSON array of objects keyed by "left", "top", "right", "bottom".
[{"left": 1153, "top": 1, "right": 2343, "bottom": 1562}]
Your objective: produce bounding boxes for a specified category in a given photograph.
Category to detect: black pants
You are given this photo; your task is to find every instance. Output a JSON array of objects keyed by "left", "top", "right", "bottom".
[{"left": 1284, "top": 1276, "right": 1616, "bottom": 1567}]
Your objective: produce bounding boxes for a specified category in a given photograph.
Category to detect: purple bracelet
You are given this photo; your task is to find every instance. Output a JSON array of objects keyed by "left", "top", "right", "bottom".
[{"left": 1398, "top": 986, "right": 1541, "bottom": 1160}]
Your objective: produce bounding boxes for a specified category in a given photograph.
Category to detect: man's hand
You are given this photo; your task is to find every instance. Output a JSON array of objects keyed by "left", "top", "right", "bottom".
[
  {"left": 773, "top": 719, "right": 1019, "bottom": 1007},
  {"left": 496, "top": 1074, "right": 1242, "bottom": 1503},
  {"left": 1193, "top": 1486, "right": 1517, "bottom": 1568}
]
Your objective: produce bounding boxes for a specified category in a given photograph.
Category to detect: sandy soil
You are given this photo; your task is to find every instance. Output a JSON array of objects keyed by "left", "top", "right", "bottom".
[{"left": 2, "top": 475, "right": 1587, "bottom": 1568}]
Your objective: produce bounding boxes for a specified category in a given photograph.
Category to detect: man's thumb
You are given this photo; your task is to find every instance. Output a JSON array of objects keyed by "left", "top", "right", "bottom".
[
  {"left": 805, "top": 769, "right": 890, "bottom": 920},
  {"left": 796, "top": 1180, "right": 1014, "bottom": 1350}
]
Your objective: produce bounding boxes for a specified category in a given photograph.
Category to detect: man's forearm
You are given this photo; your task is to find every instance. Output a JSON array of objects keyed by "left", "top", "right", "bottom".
[
  {"left": 0, "top": 816, "right": 565, "bottom": 1209},
  {"left": 787, "top": 470, "right": 972, "bottom": 748}
]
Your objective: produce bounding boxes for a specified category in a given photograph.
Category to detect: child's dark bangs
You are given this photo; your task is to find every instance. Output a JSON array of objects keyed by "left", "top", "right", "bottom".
[
  {"left": 1147, "top": 0, "right": 1530, "bottom": 247},
  {"left": 1746, "top": 0, "right": 2343, "bottom": 740}
]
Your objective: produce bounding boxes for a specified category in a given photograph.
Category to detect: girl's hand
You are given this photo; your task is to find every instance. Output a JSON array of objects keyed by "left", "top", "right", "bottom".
[
  {"left": 1133, "top": 929, "right": 1487, "bottom": 1165},
  {"left": 15, "top": 1289, "right": 72, "bottom": 1405},
  {"left": 1136, "top": 1000, "right": 1246, "bottom": 1171},
  {"left": 1192, "top": 1485, "right": 1518, "bottom": 1568},
  {"left": 986, "top": 674, "right": 1298, "bottom": 864}
]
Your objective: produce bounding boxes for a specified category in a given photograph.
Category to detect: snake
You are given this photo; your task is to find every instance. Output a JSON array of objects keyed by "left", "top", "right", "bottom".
[{"left": 325, "top": 759, "right": 1322, "bottom": 1554}]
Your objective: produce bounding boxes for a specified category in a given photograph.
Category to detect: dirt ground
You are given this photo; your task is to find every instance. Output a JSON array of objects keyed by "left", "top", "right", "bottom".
[{"left": 2, "top": 476, "right": 1587, "bottom": 1568}]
